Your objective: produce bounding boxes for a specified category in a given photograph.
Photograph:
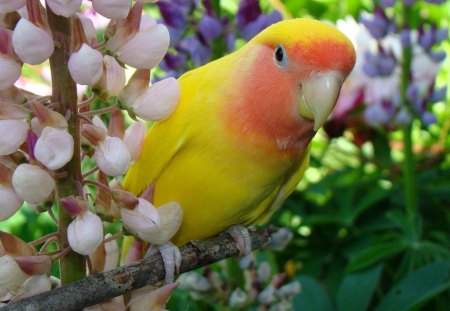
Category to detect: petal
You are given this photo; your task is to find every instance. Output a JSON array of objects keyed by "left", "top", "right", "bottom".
[
  {"left": 12, "top": 164, "right": 55, "bottom": 204},
  {"left": 46, "top": 0, "right": 82, "bottom": 18},
  {"left": 0, "top": 119, "right": 28, "bottom": 155},
  {"left": 123, "top": 121, "right": 146, "bottom": 161},
  {"left": 94, "top": 136, "right": 131, "bottom": 176},
  {"left": 115, "top": 21, "right": 169, "bottom": 69},
  {"left": 103, "top": 55, "right": 126, "bottom": 96},
  {"left": 12, "top": 18, "right": 54, "bottom": 65},
  {"left": 68, "top": 44, "right": 103, "bottom": 85},
  {"left": 0, "top": 56, "right": 22, "bottom": 91},
  {"left": 92, "top": 0, "right": 131, "bottom": 20},
  {"left": 0, "top": 0, "right": 26, "bottom": 14},
  {"left": 121, "top": 198, "right": 160, "bottom": 234},
  {"left": 68, "top": 211, "right": 104, "bottom": 255},
  {"left": 34, "top": 127, "right": 74, "bottom": 170},
  {"left": 0, "top": 185, "right": 23, "bottom": 221}
]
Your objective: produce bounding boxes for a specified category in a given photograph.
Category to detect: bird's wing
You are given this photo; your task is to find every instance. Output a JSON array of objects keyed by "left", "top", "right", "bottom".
[{"left": 253, "top": 144, "right": 311, "bottom": 225}]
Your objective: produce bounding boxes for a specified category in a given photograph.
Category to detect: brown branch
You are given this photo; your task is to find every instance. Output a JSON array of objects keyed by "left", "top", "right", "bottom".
[{"left": 2, "top": 230, "right": 270, "bottom": 311}]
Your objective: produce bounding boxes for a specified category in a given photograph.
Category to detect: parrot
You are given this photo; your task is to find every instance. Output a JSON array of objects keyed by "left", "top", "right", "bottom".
[{"left": 123, "top": 18, "right": 356, "bottom": 248}]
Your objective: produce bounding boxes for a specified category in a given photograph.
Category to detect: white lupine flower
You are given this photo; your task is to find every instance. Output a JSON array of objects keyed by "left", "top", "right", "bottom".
[
  {"left": 0, "top": 255, "right": 29, "bottom": 299},
  {"left": 92, "top": 0, "right": 131, "bottom": 20},
  {"left": 94, "top": 136, "right": 131, "bottom": 176},
  {"left": 0, "top": 119, "right": 28, "bottom": 155},
  {"left": 34, "top": 126, "right": 74, "bottom": 170},
  {"left": 129, "top": 283, "right": 178, "bottom": 311},
  {"left": 68, "top": 211, "right": 104, "bottom": 255},
  {"left": 0, "top": 184, "right": 23, "bottom": 221},
  {"left": 103, "top": 234, "right": 119, "bottom": 271},
  {"left": 68, "top": 44, "right": 103, "bottom": 85},
  {"left": 121, "top": 198, "right": 160, "bottom": 235},
  {"left": 123, "top": 121, "right": 146, "bottom": 161},
  {"left": 12, "top": 164, "right": 55, "bottom": 204},
  {"left": 107, "top": 15, "right": 170, "bottom": 69},
  {"left": 76, "top": 13, "right": 97, "bottom": 44},
  {"left": 46, "top": 0, "right": 82, "bottom": 17},
  {"left": 130, "top": 78, "right": 180, "bottom": 121},
  {"left": 0, "top": 0, "right": 26, "bottom": 14},
  {"left": 12, "top": 18, "right": 54, "bottom": 65},
  {"left": 0, "top": 56, "right": 21, "bottom": 90},
  {"left": 10, "top": 274, "right": 51, "bottom": 302}
]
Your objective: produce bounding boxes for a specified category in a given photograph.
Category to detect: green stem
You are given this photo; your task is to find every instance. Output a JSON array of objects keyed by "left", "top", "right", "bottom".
[
  {"left": 400, "top": 5, "right": 417, "bottom": 218},
  {"left": 46, "top": 8, "right": 85, "bottom": 284}
]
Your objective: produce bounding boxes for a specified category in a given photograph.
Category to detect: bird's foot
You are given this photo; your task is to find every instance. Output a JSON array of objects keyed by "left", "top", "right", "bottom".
[
  {"left": 145, "top": 242, "right": 181, "bottom": 284},
  {"left": 224, "top": 224, "right": 252, "bottom": 256}
]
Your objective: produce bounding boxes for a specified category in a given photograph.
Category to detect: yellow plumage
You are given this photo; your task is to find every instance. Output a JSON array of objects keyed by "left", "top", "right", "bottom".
[{"left": 123, "top": 19, "right": 356, "bottom": 246}]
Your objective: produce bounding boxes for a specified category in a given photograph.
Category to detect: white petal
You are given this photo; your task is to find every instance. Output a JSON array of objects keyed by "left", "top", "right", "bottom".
[
  {"left": 103, "top": 234, "right": 119, "bottom": 271},
  {"left": 121, "top": 198, "right": 160, "bottom": 234},
  {"left": 94, "top": 136, "right": 131, "bottom": 176},
  {"left": 123, "top": 121, "right": 146, "bottom": 161},
  {"left": 116, "top": 22, "right": 169, "bottom": 69},
  {"left": 10, "top": 274, "right": 51, "bottom": 302},
  {"left": 0, "top": 185, "right": 23, "bottom": 221},
  {"left": 0, "top": 119, "right": 28, "bottom": 155},
  {"left": 12, "top": 18, "right": 54, "bottom": 65},
  {"left": 0, "top": 56, "right": 22, "bottom": 90},
  {"left": 34, "top": 126, "right": 74, "bottom": 170},
  {"left": 12, "top": 164, "right": 55, "bottom": 204},
  {"left": 76, "top": 13, "right": 97, "bottom": 44},
  {"left": 68, "top": 44, "right": 103, "bottom": 85},
  {"left": 132, "top": 77, "right": 180, "bottom": 121},
  {"left": 0, "top": 0, "right": 26, "bottom": 14},
  {"left": 0, "top": 255, "right": 29, "bottom": 298},
  {"left": 68, "top": 211, "right": 104, "bottom": 255},
  {"left": 46, "top": 0, "right": 82, "bottom": 18},
  {"left": 103, "top": 55, "right": 126, "bottom": 96},
  {"left": 92, "top": 0, "right": 131, "bottom": 20}
]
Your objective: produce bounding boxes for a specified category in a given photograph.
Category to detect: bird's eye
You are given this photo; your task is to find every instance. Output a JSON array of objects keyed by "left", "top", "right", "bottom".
[{"left": 274, "top": 45, "right": 287, "bottom": 67}]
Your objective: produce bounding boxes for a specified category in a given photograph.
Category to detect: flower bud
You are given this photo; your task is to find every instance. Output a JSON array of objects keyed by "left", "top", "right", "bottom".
[
  {"left": 92, "top": 0, "right": 131, "bottom": 20},
  {"left": 121, "top": 198, "right": 160, "bottom": 235},
  {"left": 111, "top": 188, "right": 138, "bottom": 209},
  {"left": 46, "top": 0, "right": 82, "bottom": 17},
  {"left": 34, "top": 126, "right": 74, "bottom": 170},
  {"left": 60, "top": 196, "right": 88, "bottom": 218},
  {"left": 12, "top": 163, "right": 55, "bottom": 204},
  {"left": 0, "top": 184, "right": 23, "bottom": 220},
  {"left": 0, "top": 0, "right": 26, "bottom": 13},
  {"left": 137, "top": 201, "right": 182, "bottom": 244},
  {"left": 12, "top": 18, "right": 54, "bottom": 64},
  {"left": 0, "top": 119, "right": 28, "bottom": 155},
  {"left": 107, "top": 13, "right": 169, "bottom": 69},
  {"left": 68, "top": 43, "right": 103, "bottom": 85},
  {"left": 127, "top": 77, "right": 180, "bottom": 121},
  {"left": 90, "top": 233, "right": 119, "bottom": 273},
  {"left": 269, "top": 228, "right": 293, "bottom": 251},
  {"left": 123, "top": 121, "right": 145, "bottom": 161},
  {"left": 123, "top": 239, "right": 143, "bottom": 265},
  {"left": 257, "top": 261, "right": 272, "bottom": 283},
  {"left": 68, "top": 210, "right": 104, "bottom": 255},
  {"left": 0, "top": 55, "right": 22, "bottom": 90},
  {"left": 94, "top": 136, "right": 131, "bottom": 176},
  {"left": 129, "top": 282, "right": 178, "bottom": 311},
  {"left": 14, "top": 255, "right": 52, "bottom": 275},
  {"left": 108, "top": 109, "right": 124, "bottom": 138},
  {"left": 276, "top": 281, "right": 301, "bottom": 299},
  {"left": 0, "top": 255, "right": 29, "bottom": 298},
  {"left": 178, "top": 272, "right": 212, "bottom": 292},
  {"left": 257, "top": 284, "right": 276, "bottom": 305}
]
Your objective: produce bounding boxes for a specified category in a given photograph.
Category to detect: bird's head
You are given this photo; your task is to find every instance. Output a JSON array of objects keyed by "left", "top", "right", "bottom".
[{"left": 235, "top": 18, "right": 356, "bottom": 134}]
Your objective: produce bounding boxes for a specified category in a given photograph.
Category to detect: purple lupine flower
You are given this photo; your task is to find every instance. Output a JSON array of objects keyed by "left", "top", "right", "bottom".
[
  {"left": 430, "top": 86, "right": 447, "bottom": 103},
  {"left": 178, "top": 35, "right": 211, "bottom": 66},
  {"left": 421, "top": 112, "right": 437, "bottom": 125},
  {"left": 403, "top": 0, "right": 416, "bottom": 6},
  {"left": 157, "top": 0, "right": 190, "bottom": 29},
  {"left": 360, "top": 8, "right": 394, "bottom": 39},
  {"left": 241, "top": 10, "right": 282, "bottom": 40},
  {"left": 381, "top": 0, "right": 396, "bottom": 7},
  {"left": 198, "top": 15, "right": 223, "bottom": 42},
  {"left": 424, "top": 0, "right": 446, "bottom": 3},
  {"left": 400, "top": 29, "right": 411, "bottom": 48},
  {"left": 161, "top": 53, "right": 187, "bottom": 72},
  {"left": 236, "top": 0, "right": 262, "bottom": 30}
]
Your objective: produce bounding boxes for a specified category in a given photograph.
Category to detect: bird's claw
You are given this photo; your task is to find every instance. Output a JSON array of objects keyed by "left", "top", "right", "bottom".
[{"left": 224, "top": 224, "right": 252, "bottom": 256}]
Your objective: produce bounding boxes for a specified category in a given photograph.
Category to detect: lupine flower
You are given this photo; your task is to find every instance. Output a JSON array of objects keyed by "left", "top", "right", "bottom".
[
  {"left": 120, "top": 198, "right": 160, "bottom": 235},
  {"left": 68, "top": 43, "right": 103, "bottom": 86},
  {"left": 229, "top": 288, "right": 248, "bottom": 309},
  {"left": 0, "top": 255, "right": 29, "bottom": 299},
  {"left": 9, "top": 274, "right": 51, "bottom": 302},
  {"left": 94, "top": 136, "right": 131, "bottom": 176},
  {"left": 92, "top": 0, "right": 131, "bottom": 20},
  {"left": 67, "top": 210, "right": 104, "bottom": 255},
  {"left": 0, "top": 27, "right": 22, "bottom": 90},
  {"left": 94, "top": 55, "right": 126, "bottom": 96},
  {"left": 12, "top": 163, "right": 55, "bottom": 204},
  {"left": 34, "top": 126, "right": 74, "bottom": 170},
  {"left": 12, "top": 17, "right": 53, "bottom": 65},
  {"left": 46, "top": 0, "right": 82, "bottom": 17},
  {"left": 0, "top": 119, "right": 28, "bottom": 155},
  {"left": 76, "top": 13, "right": 97, "bottom": 44},
  {"left": 30, "top": 101, "right": 68, "bottom": 130},
  {"left": 0, "top": 183, "right": 23, "bottom": 221}
]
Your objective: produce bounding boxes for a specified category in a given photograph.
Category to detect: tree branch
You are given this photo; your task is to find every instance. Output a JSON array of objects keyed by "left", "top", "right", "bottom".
[{"left": 2, "top": 230, "right": 270, "bottom": 311}]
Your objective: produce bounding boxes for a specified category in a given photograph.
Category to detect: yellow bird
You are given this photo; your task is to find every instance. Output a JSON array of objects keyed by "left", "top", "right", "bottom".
[{"left": 123, "top": 18, "right": 356, "bottom": 247}]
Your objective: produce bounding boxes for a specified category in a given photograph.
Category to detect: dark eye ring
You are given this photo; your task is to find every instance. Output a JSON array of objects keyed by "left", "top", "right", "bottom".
[{"left": 274, "top": 44, "right": 287, "bottom": 67}]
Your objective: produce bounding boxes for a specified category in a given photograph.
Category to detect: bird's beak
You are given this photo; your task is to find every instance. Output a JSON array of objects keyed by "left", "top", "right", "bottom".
[{"left": 298, "top": 71, "right": 344, "bottom": 131}]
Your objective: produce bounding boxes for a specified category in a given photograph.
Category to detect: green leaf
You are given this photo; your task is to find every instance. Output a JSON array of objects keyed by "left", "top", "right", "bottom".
[
  {"left": 375, "top": 261, "right": 450, "bottom": 311},
  {"left": 337, "top": 263, "right": 384, "bottom": 311},
  {"left": 348, "top": 240, "right": 408, "bottom": 271},
  {"left": 293, "top": 275, "right": 335, "bottom": 311}
]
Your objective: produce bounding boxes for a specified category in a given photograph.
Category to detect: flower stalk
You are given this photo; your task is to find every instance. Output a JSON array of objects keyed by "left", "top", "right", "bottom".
[{"left": 46, "top": 9, "right": 85, "bottom": 285}]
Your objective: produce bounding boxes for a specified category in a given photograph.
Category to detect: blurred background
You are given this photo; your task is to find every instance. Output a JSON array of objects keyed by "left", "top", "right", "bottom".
[{"left": 2, "top": 0, "right": 449, "bottom": 310}]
